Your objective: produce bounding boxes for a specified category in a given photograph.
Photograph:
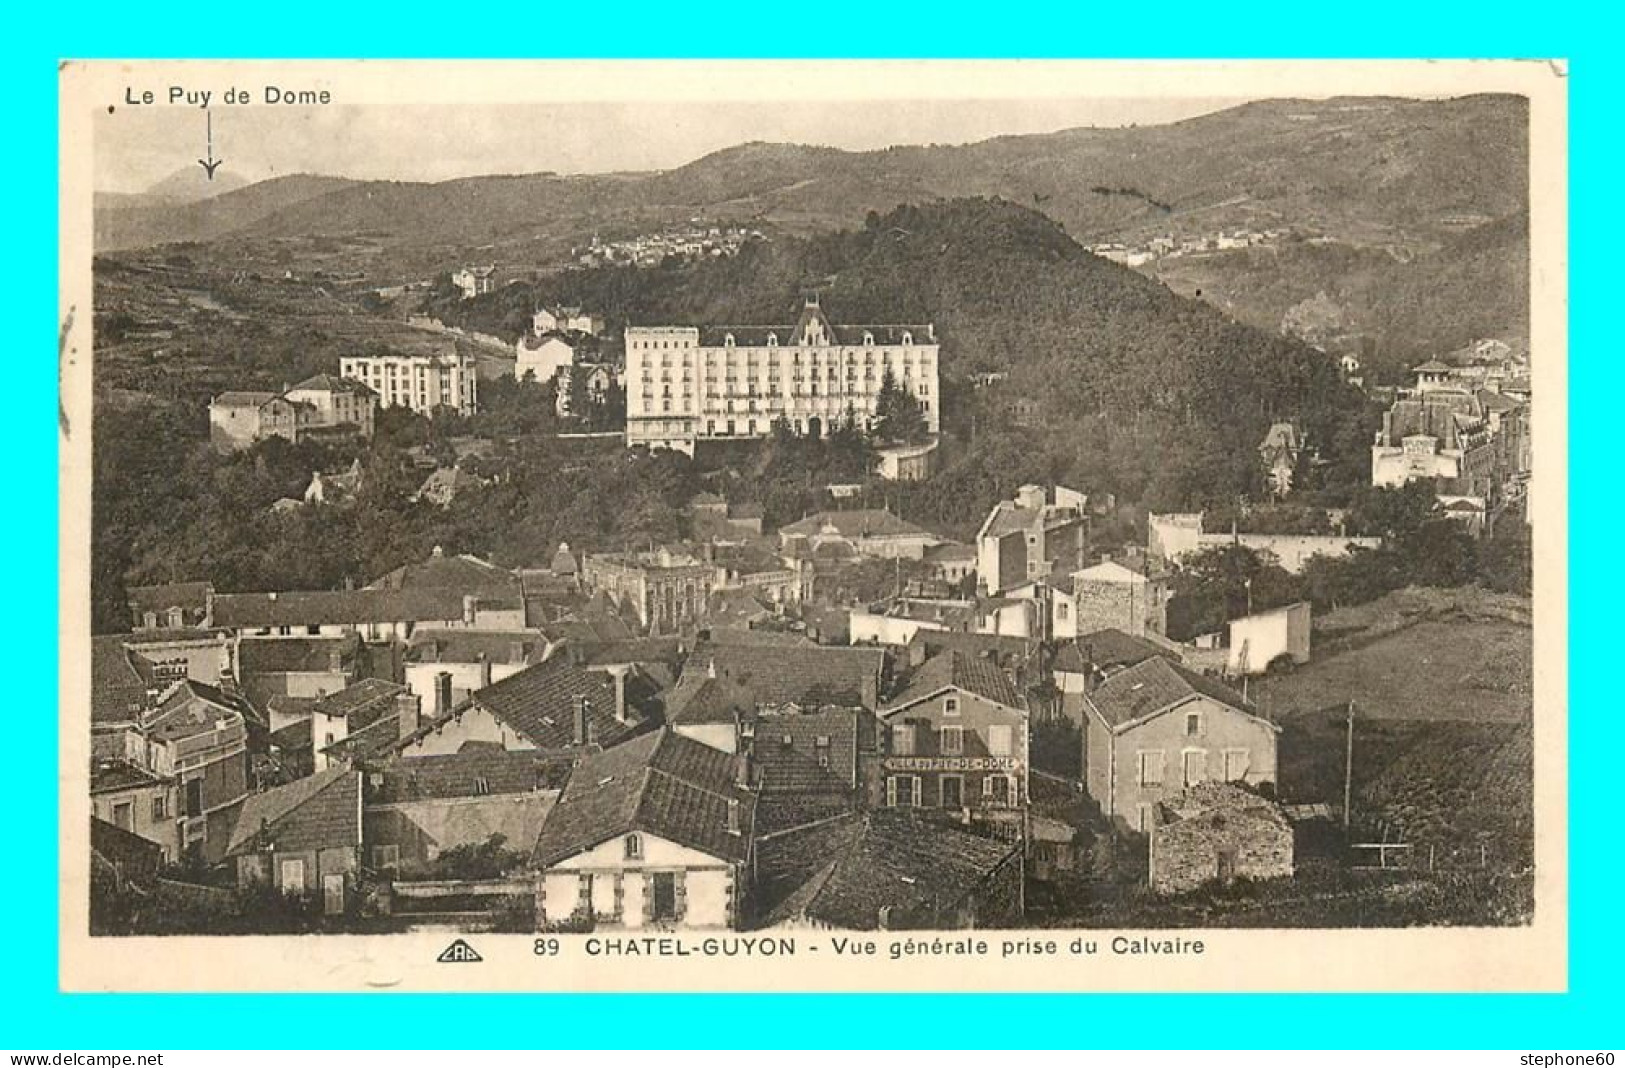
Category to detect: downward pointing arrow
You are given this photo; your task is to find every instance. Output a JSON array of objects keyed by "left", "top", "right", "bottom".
[{"left": 198, "top": 110, "right": 224, "bottom": 180}]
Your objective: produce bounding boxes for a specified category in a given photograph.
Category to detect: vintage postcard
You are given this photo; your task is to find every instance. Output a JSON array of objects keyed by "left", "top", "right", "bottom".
[{"left": 57, "top": 58, "right": 1567, "bottom": 992}]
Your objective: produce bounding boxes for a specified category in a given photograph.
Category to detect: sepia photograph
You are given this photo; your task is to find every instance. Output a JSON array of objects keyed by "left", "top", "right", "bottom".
[{"left": 56, "top": 59, "right": 1567, "bottom": 993}]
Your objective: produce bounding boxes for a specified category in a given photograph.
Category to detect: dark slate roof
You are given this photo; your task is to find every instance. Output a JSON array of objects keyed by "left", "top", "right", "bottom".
[
  {"left": 211, "top": 587, "right": 475, "bottom": 628},
  {"left": 369, "top": 552, "right": 519, "bottom": 593},
  {"left": 91, "top": 759, "right": 168, "bottom": 794},
  {"left": 980, "top": 502, "right": 1043, "bottom": 540},
  {"left": 225, "top": 768, "right": 360, "bottom": 857},
  {"left": 211, "top": 391, "right": 279, "bottom": 408},
  {"left": 371, "top": 747, "right": 573, "bottom": 803},
  {"left": 1053, "top": 629, "right": 1181, "bottom": 675},
  {"left": 238, "top": 635, "right": 359, "bottom": 676},
  {"left": 694, "top": 321, "right": 933, "bottom": 348},
  {"left": 434, "top": 658, "right": 639, "bottom": 751},
  {"left": 691, "top": 641, "right": 884, "bottom": 710},
  {"left": 1085, "top": 656, "right": 1259, "bottom": 730},
  {"left": 884, "top": 650, "right": 1023, "bottom": 713},
  {"left": 569, "top": 637, "right": 684, "bottom": 668},
  {"left": 91, "top": 815, "right": 164, "bottom": 872},
  {"left": 1158, "top": 781, "right": 1290, "bottom": 830},
  {"left": 779, "top": 509, "right": 932, "bottom": 540},
  {"left": 760, "top": 810, "right": 1019, "bottom": 930},
  {"left": 532, "top": 729, "right": 754, "bottom": 866},
  {"left": 127, "top": 581, "right": 212, "bottom": 614}
]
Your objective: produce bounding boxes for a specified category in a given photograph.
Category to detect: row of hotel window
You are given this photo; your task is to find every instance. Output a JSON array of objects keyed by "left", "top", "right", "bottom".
[
  {"left": 891, "top": 723, "right": 1015, "bottom": 756},
  {"left": 886, "top": 773, "right": 1015, "bottom": 808}
]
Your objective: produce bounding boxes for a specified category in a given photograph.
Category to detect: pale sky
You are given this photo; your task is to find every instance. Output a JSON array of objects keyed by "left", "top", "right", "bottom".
[{"left": 93, "top": 97, "right": 1245, "bottom": 194}]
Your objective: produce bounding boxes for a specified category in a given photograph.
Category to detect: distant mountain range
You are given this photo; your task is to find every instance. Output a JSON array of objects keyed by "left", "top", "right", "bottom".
[{"left": 93, "top": 94, "right": 1528, "bottom": 368}]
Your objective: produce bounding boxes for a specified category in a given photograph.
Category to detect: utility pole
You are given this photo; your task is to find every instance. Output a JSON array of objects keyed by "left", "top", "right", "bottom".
[{"left": 1343, "top": 700, "right": 1356, "bottom": 837}]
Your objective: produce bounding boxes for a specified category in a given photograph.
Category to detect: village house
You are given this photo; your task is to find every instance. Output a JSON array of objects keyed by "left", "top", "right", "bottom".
[
  {"left": 132, "top": 680, "right": 255, "bottom": 863},
  {"left": 91, "top": 758, "right": 179, "bottom": 863},
  {"left": 210, "top": 585, "right": 524, "bottom": 643},
  {"left": 694, "top": 639, "right": 886, "bottom": 714},
  {"left": 1052, "top": 628, "right": 1181, "bottom": 695},
  {"left": 532, "top": 304, "right": 603, "bottom": 336},
  {"left": 237, "top": 633, "right": 359, "bottom": 713},
  {"left": 532, "top": 728, "right": 756, "bottom": 930},
  {"left": 922, "top": 542, "right": 978, "bottom": 587},
  {"left": 266, "top": 678, "right": 421, "bottom": 777},
  {"left": 624, "top": 296, "right": 939, "bottom": 455},
  {"left": 224, "top": 767, "right": 363, "bottom": 914},
  {"left": 1082, "top": 657, "right": 1280, "bottom": 834},
  {"left": 339, "top": 349, "right": 478, "bottom": 417},
  {"left": 1149, "top": 782, "right": 1294, "bottom": 894},
  {"left": 394, "top": 656, "right": 648, "bottom": 758},
  {"left": 876, "top": 440, "right": 938, "bottom": 482},
  {"left": 451, "top": 265, "right": 496, "bottom": 300},
  {"left": 404, "top": 629, "right": 552, "bottom": 708},
  {"left": 877, "top": 649, "right": 1030, "bottom": 836},
  {"left": 1258, "top": 421, "right": 1307, "bottom": 497},
  {"left": 1221, "top": 601, "right": 1312, "bottom": 677},
  {"left": 848, "top": 597, "right": 977, "bottom": 647},
  {"left": 207, "top": 374, "right": 378, "bottom": 453},
  {"left": 581, "top": 547, "right": 716, "bottom": 635},
  {"left": 778, "top": 509, "right": 943, "bottom": 561},
  {"left": 514, "top": 330, "right": 580, "bottom": 386},
  {"left": 754, "top": 810, "right": 1023, "bottom": 930},
  {"left": 363, "top": 747, "right": 569, "bottom": 874},
  {"left": 976, "top": 484, "right": 1089, "bottom": 595},
  {"left": 302, "top": 459, "right": 364, "bottom": 507},
  {"left": 751, "top": 705, "right": 871, "bottom": 834},
  {"left": 1052, "top": 555, "right": 1171, "bottom": 640}
]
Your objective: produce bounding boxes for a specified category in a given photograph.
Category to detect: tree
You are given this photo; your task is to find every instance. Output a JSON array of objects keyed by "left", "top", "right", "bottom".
[{"left": 872, "top": 368, "right": 929, "bottom": 446}]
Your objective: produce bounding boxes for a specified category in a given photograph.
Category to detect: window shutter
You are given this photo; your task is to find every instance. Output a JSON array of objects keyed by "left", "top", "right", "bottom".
[
  {"left": 613, "top": 874, "right": 625, "bottom": 921},
  {"left": 674, "top": 870, "right": 688, "bottom": 922},
  {"left": 910, "top": 777, "right": 921, "bottom": 806},
  {"left": 642, "top": 874, "right": 655, "bottom": 924}
]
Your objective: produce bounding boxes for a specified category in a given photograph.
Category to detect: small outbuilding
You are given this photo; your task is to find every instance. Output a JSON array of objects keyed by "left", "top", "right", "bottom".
[{"left": 1149, "top": 782, "right": 1293, "bottom": 895}]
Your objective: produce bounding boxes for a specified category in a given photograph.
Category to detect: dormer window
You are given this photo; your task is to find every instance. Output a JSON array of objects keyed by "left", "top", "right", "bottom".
[
  {"left": 902, "top": 332, "right": 913, "bottom": 345},
  {"left": 624, "top": 833, "right": 642, "bottom": 860},
  {"left": 724, "top": 334, "right": 736, "bottom": 348},
  {"left": 767, "top": 333, "right": 778, "bottom": 347},
  {"left": 863, "top": 331, "right": 875, "bottom": 346}
]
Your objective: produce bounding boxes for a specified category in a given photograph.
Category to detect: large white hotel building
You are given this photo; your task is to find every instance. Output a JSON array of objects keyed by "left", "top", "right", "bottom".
[
  {"left": 624, "top": 297, "right": 940, "bottom": 454},
  {"left": 338, "top": 349, "right": 479, "bottom": 418}
]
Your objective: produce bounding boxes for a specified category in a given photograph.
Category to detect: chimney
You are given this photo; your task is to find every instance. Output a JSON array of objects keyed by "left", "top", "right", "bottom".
[
  {"left": 573, "top": 696, "right": 591, "bottom": 747},
  {"left": 612, "top": 668, "right": 628, "bottom": 724},
  {"left": 508, "top": 640, "right": 526, "bottom": 665},
  {"left": 477, "top": 652, "right": 492, "bottom": 689},
  {"left": 463, "top": 595, "right": 477, "bottom": 625},
  {"left": 734, "top": 749, "right": 752, "bottom": 789},
  {"left": 726, "top": 797, "right": 742, "bottom": 835},
  {"left": 434, "top": 671, "right": 453, "bottom": 717},
  {"left": 395, "top": 692, "right": 421, "bottom": 738}
]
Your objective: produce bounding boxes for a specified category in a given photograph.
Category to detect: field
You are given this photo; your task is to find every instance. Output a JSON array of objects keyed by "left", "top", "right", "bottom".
[{"left": 1253, "top": 588, "right": 1535, "bottom": 874}]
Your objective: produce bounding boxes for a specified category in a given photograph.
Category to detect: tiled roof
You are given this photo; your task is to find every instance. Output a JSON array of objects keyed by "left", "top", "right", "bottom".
[
  {"left": 1412, "top": 359, "right": 1454, "bottom": 373},
  {"left": 760, "top": 810, "right": 1019, "bottom": 930},
  {"left": 146, "top": 680, "right": 255, "bottom": 742},
  {"left": 532, "top": 729, "right": 754, "bottom": 867},
  {"left": 754, "top": 707, "right": 859, "bottom": 797},
  {"left": 1085, "top": 656, "right": 1259, "bottom": 730},
  {"left": 908, "top": 630, "right": 1037, "bottom": 664},
  {"left": 779, "top": 509, "right": 932, "bottom": 540},
  {"left": 1053, "top": 629, "right": 1181, "bottom": 675},
  {"left": 126, "top": 581, "right": 212, "bottom": 614},
  {"left": 211, "top": 391, "right": 278, "bottom": 408},
  {"left": 407, "top": 629, "right": 548, "bottom": 667},
  {"left": 456, "top": 658, "right": 640, "bottom": 750},
  {"left": 91, "top": 759, "right": 167, "bottom": 794},
  {"left": 225, "top": 768, "right": 360, "bottom": 857},
  {"left": 923, "top": 542, "right": 977, "bottom": 562},
  {"left": 1158, "top": 781, "right": 1290, "bottom": 829},
  {"left": 289, "top": 373, "right": 375, "bottom": 396},
  {"left": 666, "top": 670, "right": 757, "bottom": 727},
  {"left": 238, "top": 634, "right": 360, "bottom": 676},
  {"left": 371, "top": 747, "right": 573, "bottom": 803},
  {"left": 211, "top": 587, "right": 474, "bottom": 628},
  {"left": 569, "top": 637, "right": 684, "bottom": 667},
  {"left": 691, "top": 640, "right": 884, "bottom": 710},
  {"left": 980, "top": 502, "right": 1042, "bottom": 540},
  {"left": 884, "top": 650, "right": 1023, "bottom": 713},
  {"left": 370, "top": 552, "right": 518, "bottom": 593},
  {"left": 92, "top": 636, "right": 153, "bottom": 725}
]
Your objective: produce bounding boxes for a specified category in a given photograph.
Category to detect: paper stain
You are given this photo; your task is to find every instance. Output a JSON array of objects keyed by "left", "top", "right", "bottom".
[{"left": 59, "top": 305, "right": 75, "bottom": 439}]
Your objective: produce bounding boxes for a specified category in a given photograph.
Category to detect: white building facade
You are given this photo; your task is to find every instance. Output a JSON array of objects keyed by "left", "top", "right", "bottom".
[
  {"left": 624, "top": 297, "right": 940, "bottom": 455},
  {"left": 339, "top": 350, "right": 478, "bottom": 417}
]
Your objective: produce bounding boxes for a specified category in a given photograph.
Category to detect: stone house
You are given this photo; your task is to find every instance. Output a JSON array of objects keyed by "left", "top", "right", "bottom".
[
  {"left": 224, "top": 768, "right": 363, "bottom": 914},
  {"left": 1149, "top": 782, "right": 1294, "bottom": 894},
  {"left": 1082, "top": 657, "right": 1280, "bottom": 834}
]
